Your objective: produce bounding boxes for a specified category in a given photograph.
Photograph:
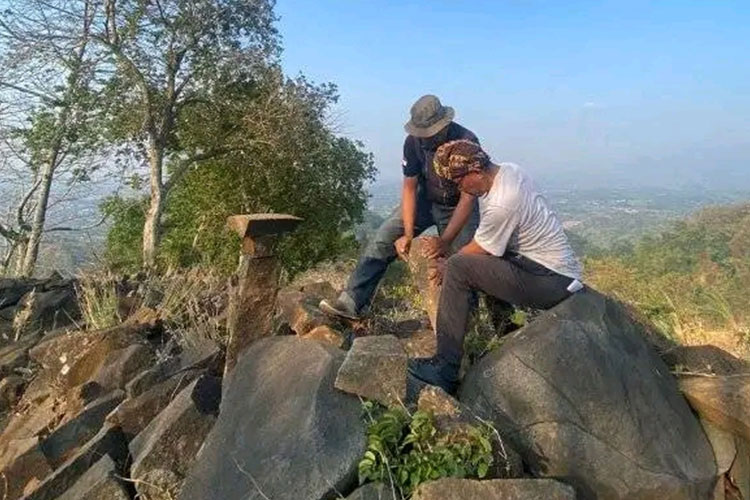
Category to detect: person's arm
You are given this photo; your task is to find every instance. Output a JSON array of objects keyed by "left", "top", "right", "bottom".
[
  {"left": 424, "top": 191, "right": 475, "bottom": 258},
  {"left": 394, "top": 176, "right": 418, "bottom": 259},
  {"left": 459, "top": 238, "right": 491, "bottom": 255}
]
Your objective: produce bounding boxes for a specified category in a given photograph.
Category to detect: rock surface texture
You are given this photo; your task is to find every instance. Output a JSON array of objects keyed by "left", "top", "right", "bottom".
[
  {"left": 179, "top": 337, "right": 366, "bottom": 500},
  {"left": 459, "top": 290, "right": 717, "bottom": 500},
  {"left": 679, "top": 375, "right": 750, "bottom": 442},
  {"left": 411, "top": 478, "right": 577, "bottom": 500},
  {"left": 335, "top": 334, "right": 407, "bottom": 406}
]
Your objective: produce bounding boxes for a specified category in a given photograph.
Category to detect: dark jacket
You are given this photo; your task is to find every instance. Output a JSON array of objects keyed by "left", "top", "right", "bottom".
[{"left": 402, "top": 122, "right": 479, "bottom": 207}]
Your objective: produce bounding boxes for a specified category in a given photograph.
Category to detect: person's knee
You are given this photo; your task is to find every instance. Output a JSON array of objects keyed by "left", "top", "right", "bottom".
[{"left": 444, "top": 254, "right": 473, "bottom": 282}]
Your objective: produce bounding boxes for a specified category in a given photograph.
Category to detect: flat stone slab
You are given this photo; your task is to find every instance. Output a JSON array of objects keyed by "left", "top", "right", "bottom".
[
  {"left": 0, "top": 437, "right": 52, "bottom": 500},
  {"left": 56, "top": 455, "right": 130, "bottom": 500},
  {"left": 412, "top": 478, "right": 577, "bottom": 500},
  {"left": 227, "top": 213, "right": 303, "bottom": 238},
  {"left": 679, "top": 375, "right": 750, "bottom": 442},
  {"left": 335, "top": 335, "right": 407, "bottom": 406}
]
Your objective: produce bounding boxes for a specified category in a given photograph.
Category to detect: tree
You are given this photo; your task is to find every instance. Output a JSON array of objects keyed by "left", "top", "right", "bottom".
[
  {"left": 93, "top": 0, "right": 279, "bottom": 268},
  {"left": 0, "top": 0, "right": 107, "bottom": 276},
  {"left": 105, "top": 68, "right": 376, "bottom": 275}
]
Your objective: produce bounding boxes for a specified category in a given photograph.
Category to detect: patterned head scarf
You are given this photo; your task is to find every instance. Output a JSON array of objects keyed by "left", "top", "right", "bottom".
[{"left": 433, "top": 139, "right": 490, "bottom": 181}]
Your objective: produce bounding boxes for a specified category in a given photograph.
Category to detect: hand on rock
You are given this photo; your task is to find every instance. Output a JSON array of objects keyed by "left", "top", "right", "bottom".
[
  {"left": 422, "top": 236, "right": 449, "bottom": 259},
  {"left": 428, "top": 258, "right": 446, "bottom": 285},
  {"left": 394, "top": 235, "right": 412, "bottom": 261}
]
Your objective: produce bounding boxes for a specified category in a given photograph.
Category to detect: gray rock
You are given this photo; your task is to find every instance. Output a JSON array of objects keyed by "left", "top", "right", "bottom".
[
  {"left": 108, "top": 371, "right": 199, "bottom": 440},
  {"left": 345, "top": 482, "right": 391, "bottom": 499},
  {"left": 0, "top": 375, "right": 26, "bottom": 412},
  {"left": 125, "top": 357, "right": 181, "bottom": 398},
  {"left": 0, "top": 279, "right": 36, "bottom": 309},
  {"left": 679, "top": 374, "right": 750, "bottom": 441},
  {"left": 335, "top": 335, "right": 407, "bottom": 406},
  {"left": 40, "top": 390, "right": 125, "bottom": 468},
  {"left": 459, "top": 290, "right": 717, "bottom": 500},
  {"left": 662, "top": 345, "right": 750, "bottom": 375},
  {"left": 92, "top": 343, "right": 155, "bottom": 391},
  {"left": 56, "top": 455, "right": 130, "bottom": 500},
  {"left": 0, "top": 334, "right": 41, "bottom": 379},
  {"left": 729, "top": 438, "right": 750, "bottom": 500},
  {"left": 21, "top": 424, "right": 128, "bottom": 500},
  {"left": 700, "top": 419, "right": 737, "bottom": 475},
  {"left": 130, "top": 374, "right": 221, "bottom": 500},
  {"left": 412, "top": 478, "right": 577, "bottom": 500},
  {"left": 0, "top": 437, "right": 52, "bottom": 500},
  {"left": 179, "top": 337, "right": 366, "bottom": 500}
]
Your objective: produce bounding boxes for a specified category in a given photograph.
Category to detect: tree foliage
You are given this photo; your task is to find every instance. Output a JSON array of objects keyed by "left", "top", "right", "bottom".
[{"left": 105, "top": 67, "right": 375, "bottom": 275}]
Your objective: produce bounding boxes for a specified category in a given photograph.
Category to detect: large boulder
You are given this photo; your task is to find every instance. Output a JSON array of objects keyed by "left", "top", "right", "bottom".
[
  {"left": 56, "top": 455, "right": 130, "bottom": 500},
  {"left": 679, "top": 375, "right": 750, "bottom": 442},
  {"left": 411, "top": 478, "right": 577, "bottom": 500},
  {"left": 460, "top": 290, "right": 717, "bottom": 500},
  {"left": 179, "top": 337, "right": 366, "bottom": 500}
]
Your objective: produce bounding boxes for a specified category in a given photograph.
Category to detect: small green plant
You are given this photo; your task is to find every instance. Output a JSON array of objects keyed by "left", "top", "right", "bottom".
[{"left": 358, "top": 402, "right": 494, "bottom": 498}]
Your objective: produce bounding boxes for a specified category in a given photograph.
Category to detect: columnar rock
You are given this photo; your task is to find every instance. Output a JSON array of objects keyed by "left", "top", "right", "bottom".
[
  {"left": 225, "top": 214, "right": 302, "bottom": 374},
  {"left": 56, "top": 455, "right": 130, "bottom": 500},
  {"left": 700, "top": 419, "right": 738, "bottom": 475},
  {"left": 729, "top": 438, "right": 750, "bottom": 500},
  {"left": 407, "top": 237, "right": 441, "bottom": 330},
  {"left": 460, "top": 290, "right": 717, "bottom": 500},
  {"left": 302, "top": 325, "right": 345, "bottom": 348},
  {"left": 0, "top": 437, "right": 52, "bottom": 500},
  {"left": 335, "top": 335, "right": 407, "bottom": 406},
  {"left": 91, "top": 343, "right": 155, "bottom": 391},
  {"left": 21, "top": 424, "right": 129, "bottom": 500},
  {"left": 129, "top": 374, "right": 221, "bottom": 500},
  {"left": 179, "top": 337, "right": 366, "bottom": 500},
  {"left": 411, "top": 478, "right": 577, "bottom": 500},
  {"left": 679, "top": 375, "right": 750, "bottom": 441}
]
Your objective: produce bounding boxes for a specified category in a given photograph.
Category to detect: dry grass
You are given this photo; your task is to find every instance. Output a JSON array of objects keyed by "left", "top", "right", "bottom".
[{"left": 75, "top": 270, "right": 122, "bottom": 331}]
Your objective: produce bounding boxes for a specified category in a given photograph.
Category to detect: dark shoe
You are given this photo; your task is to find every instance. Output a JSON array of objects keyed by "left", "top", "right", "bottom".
[
  {"left": 319, "top": 293, "right": 360, "bottom": 320},
  {"left": 408, "top": 357, "right": 459, "bottom": 394}
]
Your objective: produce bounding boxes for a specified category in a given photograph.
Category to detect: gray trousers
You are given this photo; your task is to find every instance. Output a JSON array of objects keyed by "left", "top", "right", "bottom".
[{"left": 437, "top": 252, "right": 573, "bottom": 365}]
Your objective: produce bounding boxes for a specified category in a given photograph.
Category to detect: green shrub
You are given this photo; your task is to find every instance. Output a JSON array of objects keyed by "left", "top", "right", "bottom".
[{"left": 358, "top": 402, "right": 494, "bottom": 498}]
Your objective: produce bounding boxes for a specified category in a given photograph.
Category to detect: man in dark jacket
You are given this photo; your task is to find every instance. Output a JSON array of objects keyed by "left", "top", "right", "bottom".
[{"left": 320, "top": 95, "right": 480, "bottom": 319}]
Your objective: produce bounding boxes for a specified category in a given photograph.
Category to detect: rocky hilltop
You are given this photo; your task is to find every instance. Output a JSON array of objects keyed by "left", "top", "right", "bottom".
[{"left": 0, "top": 243, "right": 749, "bottom": 500}]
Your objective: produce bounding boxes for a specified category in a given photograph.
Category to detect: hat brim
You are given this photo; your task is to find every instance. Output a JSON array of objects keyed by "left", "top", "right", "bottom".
[{"left": 404, "top": 106, "right": 455, "bottom": 138}]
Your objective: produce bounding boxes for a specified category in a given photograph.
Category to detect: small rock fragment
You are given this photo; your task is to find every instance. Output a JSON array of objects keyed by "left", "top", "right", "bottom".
[{"left": 335, "top": 335, "right": 407, "bottom": 406}]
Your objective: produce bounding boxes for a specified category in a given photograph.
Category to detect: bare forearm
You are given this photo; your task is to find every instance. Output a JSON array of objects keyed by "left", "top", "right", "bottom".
[
  {"left": 401, "top": 177, "right": 418, "bottom": 238},
  {"left": 459, "top": 239, "right": 490, "bottom": 255},
  {"left": 441, "top": 192, "right": 475, "bottom": 244}
]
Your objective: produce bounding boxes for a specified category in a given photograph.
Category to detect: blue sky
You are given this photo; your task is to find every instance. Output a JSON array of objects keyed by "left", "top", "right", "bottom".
[{"left": 276, "top": 0, "right": 750, "bottom": 189}]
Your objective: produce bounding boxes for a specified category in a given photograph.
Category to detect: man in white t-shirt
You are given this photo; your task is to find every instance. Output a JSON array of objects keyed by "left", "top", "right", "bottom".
[{"left": 408, "top": 139, "right": 583, "bottom": 394}]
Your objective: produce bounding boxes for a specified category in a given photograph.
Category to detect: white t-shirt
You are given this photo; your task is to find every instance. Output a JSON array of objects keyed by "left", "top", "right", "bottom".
[{"left": 474, "top": 162, "right": 583, "bottom": 280}]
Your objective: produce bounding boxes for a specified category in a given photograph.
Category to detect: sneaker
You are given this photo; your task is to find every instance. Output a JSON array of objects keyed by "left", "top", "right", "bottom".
[
  {"left": 407, "top": 356, "right": 459, "bottom": 394},
  {"left": 319, "top": 293, "right": 360, "bottom": 320}
]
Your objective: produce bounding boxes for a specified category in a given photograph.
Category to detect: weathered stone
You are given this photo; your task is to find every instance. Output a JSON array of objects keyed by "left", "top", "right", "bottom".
[
  {"left": 92, "top": 343, "right": 155, "bottom": 391},
  {"left": 345, "top": 482, "right": 390, "bottom": 499},
  {"left": 0, "top": 396, "right": 59, "bottom": 443},
  {"left": 302, "top": 325, "right": 345, "bottom": 348},
  {"left": 0, "top": 334, "right": 41, "bottom": 379},
  {"left": 108, "top": 371, "right": 199, "bottom": 440},
  {"left": 460, "top": 290, "right": 716, "bottom": 500},
  {"left": 412, "top": 478, "right": 577, "bottom": 500},
  {"left": 276, "top": 290, "right": 331, "bottom": 336},
  {"left": 179, "top": 337, "right": 366, "bottom": 500},
  {"left": 29, "top": 325, "right": 143, "bottom": 391},
  {"left": 56, "top": 455, "right": 130, "bottom": 500},
  {"left": 729, "top": 438, "right": 750, "bottom": 500},
  {"left": 299, "top": 281, "right": 337, "bottom": 301},
  {"left": 701, "top": 419, "right": 738, "bottom": 475},
  {"left": 24, "top": 285, "right": 79, "bottom": 333},
  {"left": 21, "top": 424, "right": 128, "bottom": 500},
  {"left": 0, "top": 279, "right": 36, "bottom": 309},
  {"left": 400, "top": 327, "right": 437, "bottom": 358},
  {"left": 663, "top": 345, "right": 750, "bottom": 375},
  {"left": 125, "top": 357, "right": 181, "bottom": 398},
  {"left": 0, "top": 375, "right": 26, "bottom": 411},
  {"left": 0, "top": 437, "right": 52, "bottom": 500},
  {"left": 407, "top": 238, "right": 441, "bottom": 330},
  {"left": 335, "top": 335, "right": 407, "bottom": 406},
  {"left": 680, "top": 375, "right": 750, "bottom": 442},
  {"left": 40, "top": 390, "right": 125, "bottom": 468},
  {"left": 225, "top": 256, "right": 279, "bottom": 374},
  {"left": 130, "top": 374, "right": 221, "bottom": 500}
]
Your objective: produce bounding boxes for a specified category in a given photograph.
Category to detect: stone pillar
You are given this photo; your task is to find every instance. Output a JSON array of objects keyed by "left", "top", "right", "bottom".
[
  {"left": 224, "top": 214, "right": 302, "bottom": 375},
  {"left": 407, "top": 237, "right": 442, "bottom": 331}
]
